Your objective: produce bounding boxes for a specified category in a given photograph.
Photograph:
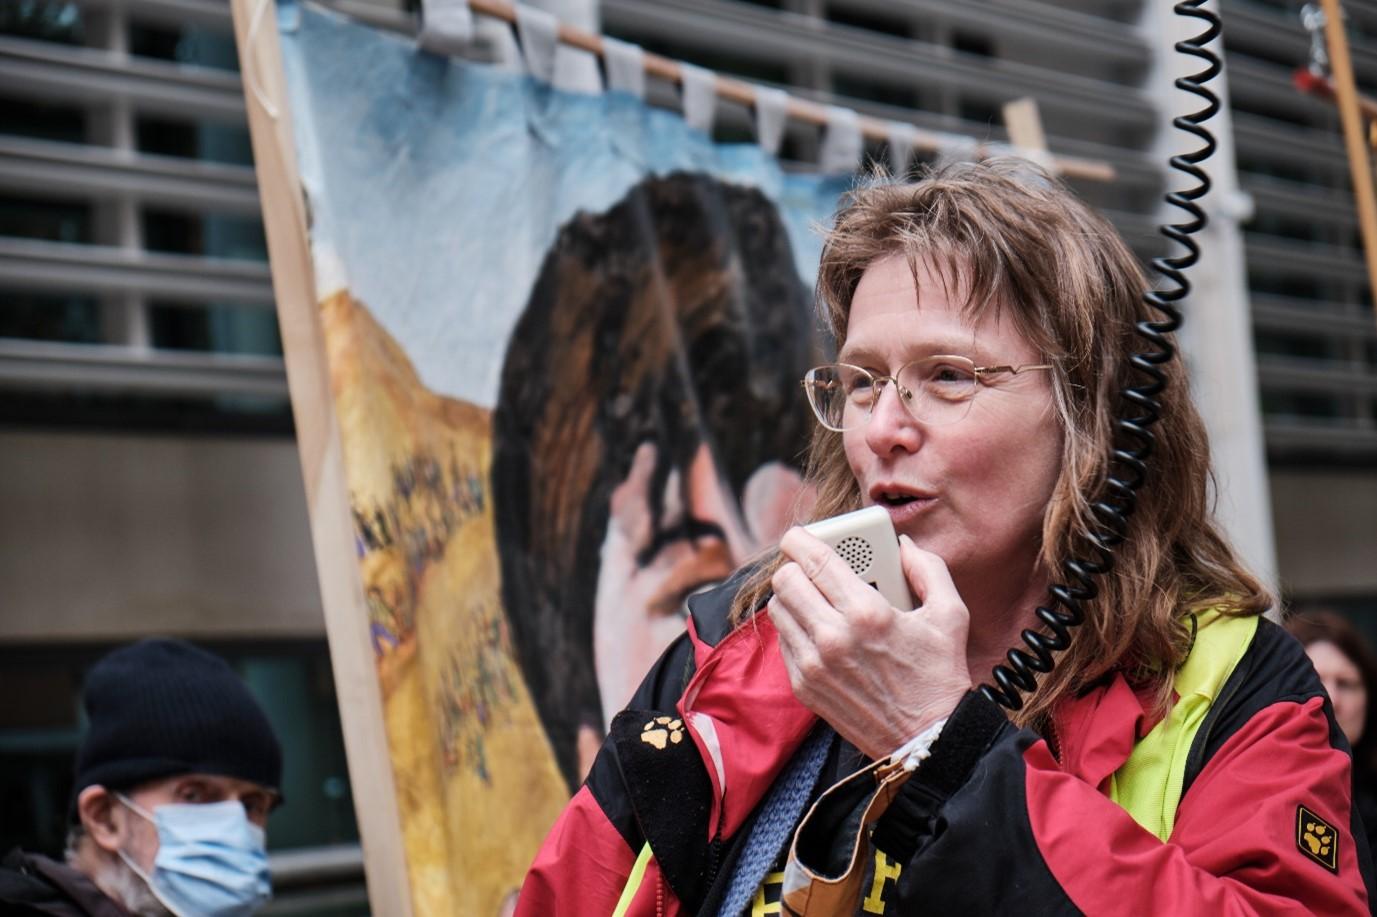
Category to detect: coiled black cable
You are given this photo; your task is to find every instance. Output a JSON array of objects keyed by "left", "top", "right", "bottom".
[{"left": 978, "top": 0, "right": 1222, "bottom": 711}]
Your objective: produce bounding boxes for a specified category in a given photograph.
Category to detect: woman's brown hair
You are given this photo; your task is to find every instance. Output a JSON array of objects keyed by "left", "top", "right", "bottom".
[{"left": 731, "top": 158, "right": 1272, "bottom": 729}]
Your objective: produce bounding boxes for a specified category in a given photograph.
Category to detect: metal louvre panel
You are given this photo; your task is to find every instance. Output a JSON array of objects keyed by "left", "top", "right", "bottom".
[
  {"left": 0, "top": 2, "right": 277, "bottom": 404},
  {"left": 0, "top": 238, "right": 274, "bottom": 304},
  {"left": 0, "top": 338, "right": 288, "bottom": 396},
  {"left": 0, "top": 35, "right": 246, "bottom": 120},
  {"left": 831, "top": 0, "right": 1149, "bottom": 70},
  {"left": 0, "top": 136, "right": 260, "bottom": 215},
  {"left": 75, "top": 0, "right": 237, "bottom": 30}
]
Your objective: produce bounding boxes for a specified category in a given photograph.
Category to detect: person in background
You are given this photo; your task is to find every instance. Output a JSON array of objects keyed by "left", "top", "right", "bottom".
[
  {"left": 0, "top": 638, "right": 283, "bottom": 917},
  {"left": 1289, "top": 610, "right": 1377, "bottom": 853}
]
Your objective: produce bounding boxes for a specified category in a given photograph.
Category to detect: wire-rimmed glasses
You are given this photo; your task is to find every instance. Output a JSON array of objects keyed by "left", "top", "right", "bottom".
[{"left": 801, "top": 355, "right": 1054, "bottom": 432}]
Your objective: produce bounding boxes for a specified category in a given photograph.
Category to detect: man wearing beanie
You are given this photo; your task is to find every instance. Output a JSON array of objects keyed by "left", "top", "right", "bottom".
[{"left": 0, "top": 638, "right": 284, "bottom": 916}]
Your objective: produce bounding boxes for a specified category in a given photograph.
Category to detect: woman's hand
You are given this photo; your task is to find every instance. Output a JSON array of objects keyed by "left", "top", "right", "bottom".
[{"left": 768, "top": 527, "right": 973, "bottom": 761}]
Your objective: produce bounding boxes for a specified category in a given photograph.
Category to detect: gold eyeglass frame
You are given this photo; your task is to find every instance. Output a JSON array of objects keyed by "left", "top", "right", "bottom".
[{"left": 800, "top": 355, "right": 1054, "bottom": 432}]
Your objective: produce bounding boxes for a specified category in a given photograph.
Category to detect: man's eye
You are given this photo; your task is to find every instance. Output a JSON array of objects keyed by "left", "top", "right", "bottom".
[
  {"left": 177, "top": 785, "right": 206, "bottom": 803},
  {"left": 243, "top": 796, "right": 272, "bottom": 819}
]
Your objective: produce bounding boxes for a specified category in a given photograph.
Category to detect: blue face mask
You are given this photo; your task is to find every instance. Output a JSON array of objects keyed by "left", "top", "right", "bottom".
[{"left": 116, "top": 794, "right": 272, "bottom": 917}]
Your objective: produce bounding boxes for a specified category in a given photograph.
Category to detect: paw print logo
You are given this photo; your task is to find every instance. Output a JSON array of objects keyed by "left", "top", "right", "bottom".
[
  {"left": 1303, "top": 821, "right": 1331, "bottom": 857},
  {"left": 1296, "top": 805, "right": 1339, "bottom": 873},
  {"left": 640, "top": 716, "right": 684, "bottom": 750}
]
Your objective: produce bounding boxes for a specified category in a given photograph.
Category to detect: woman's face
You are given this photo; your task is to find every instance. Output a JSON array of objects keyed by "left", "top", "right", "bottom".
[
  {"left": 840, "top": 254, "right": 1062, "bottom": 600},
  {"left": 1307, "top": 639, "right": 1368, "bottom": 746}
]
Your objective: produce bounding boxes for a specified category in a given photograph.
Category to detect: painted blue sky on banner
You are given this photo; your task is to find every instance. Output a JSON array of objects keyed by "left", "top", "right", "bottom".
[{"left": 278, "top": 2, "right": 851, "bottom": 409}]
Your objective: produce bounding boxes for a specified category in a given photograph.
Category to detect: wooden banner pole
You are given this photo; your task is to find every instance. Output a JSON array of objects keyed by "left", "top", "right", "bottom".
[
  {"left": 1318, "top": 0, "right": 1377, "bottom": 318},
  {"left": 227, "top": 0, "right": 414, "bottom": 913}
]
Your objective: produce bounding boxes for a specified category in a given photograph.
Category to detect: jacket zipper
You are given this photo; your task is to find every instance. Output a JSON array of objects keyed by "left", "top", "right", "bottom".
[{"left": 1046, "top": 714, "right": 1062, "bottom": 763}]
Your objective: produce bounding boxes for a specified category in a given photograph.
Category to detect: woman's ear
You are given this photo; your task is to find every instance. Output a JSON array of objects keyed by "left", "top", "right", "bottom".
[{"left": 76, "top": 785, "right": 125, "bottom": 853}]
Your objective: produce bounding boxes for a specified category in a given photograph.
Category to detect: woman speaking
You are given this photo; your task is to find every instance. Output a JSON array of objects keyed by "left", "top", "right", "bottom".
[{"left": 517, "top": 160, "right": 1375, "bottom": 915}]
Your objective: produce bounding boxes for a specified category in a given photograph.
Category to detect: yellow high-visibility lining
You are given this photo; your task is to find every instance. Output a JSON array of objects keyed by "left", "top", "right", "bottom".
[
  {"left": 1108, "top": 609, "right": 1258, "bottom": 841},
  {"left": 612, "top": 843, "right": 655, "bottom": 917}
]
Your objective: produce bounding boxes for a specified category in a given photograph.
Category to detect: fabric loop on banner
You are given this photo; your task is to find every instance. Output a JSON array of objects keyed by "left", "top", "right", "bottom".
[
  {"left": 887, "top": 121, "right": 918, "bottom": 177},
  {"left": 602, "top": 36, "right": 646, "bottom": 99},
  {"left": 754, "top": 87, "right": 789, "bottom": 156},
  {"left": 476, "top": 17, "right": 523, "bottom": 74},
  {"left": 938, "top": 132, "right": 981, "bottom": 165},
  {"left": 417, "top": 0, "right": 474, "bottom": 55},
  {"left": 554, "top": 47, "right": 603, "bottom": 95},
  {"left": 515, "top": 4, "right": 559, "bottom": 85},
  {"left": 819, "top": 105, "right": 863, "bottom": 174},
  {"left": 680, "top": 63, "right": 718, "bottom": 135}
]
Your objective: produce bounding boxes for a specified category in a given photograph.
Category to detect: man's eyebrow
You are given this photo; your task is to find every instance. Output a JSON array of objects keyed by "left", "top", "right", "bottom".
[{"left": 636, "top": 517, "right": 728, "bottom": 568}]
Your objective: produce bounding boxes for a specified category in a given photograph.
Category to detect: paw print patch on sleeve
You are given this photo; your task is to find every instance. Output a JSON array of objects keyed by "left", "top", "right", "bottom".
[
  {"left": 640, "top": 716, "right": 684, "bottom": 750},
  {"left": 1296, "top": 805, "right": 1339, "bottom": 873}
]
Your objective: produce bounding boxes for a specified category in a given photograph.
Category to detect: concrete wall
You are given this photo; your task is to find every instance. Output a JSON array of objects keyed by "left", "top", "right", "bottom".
[
  {"left": 0, "top": 431, "right": 325, "bottom": 641},
  {"left": 1270, "top": 469, "right": 1377, "bottom": 600}
]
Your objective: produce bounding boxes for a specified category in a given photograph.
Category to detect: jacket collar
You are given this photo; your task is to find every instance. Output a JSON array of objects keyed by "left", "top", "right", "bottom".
[{"left": 678, "top": 596, "right": 816, "bottom": 840}]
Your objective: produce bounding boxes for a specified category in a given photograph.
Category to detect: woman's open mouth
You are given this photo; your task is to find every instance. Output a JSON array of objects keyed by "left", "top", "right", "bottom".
[{"left": 869, "top": 485, "right": 938, "bottom": 526}]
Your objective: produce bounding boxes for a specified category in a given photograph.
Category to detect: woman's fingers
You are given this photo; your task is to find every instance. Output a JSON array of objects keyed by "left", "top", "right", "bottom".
[
  {"left": 899, "top": 535, "right": 968, "bottom": 627},
  {"left": 767, "top": 595, "right": 818, "bottom": 688},
  {"left": 778, "top": 527, "right": 887, "bottom": 616}
]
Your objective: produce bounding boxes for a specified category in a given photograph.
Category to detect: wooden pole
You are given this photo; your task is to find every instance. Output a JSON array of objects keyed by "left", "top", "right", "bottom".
[
  {"left": 227, "top": 0, "right": 414, "bottom": 913},
  {"left": 1002, "top": 97, "right": 1054, "bottom": 173},
  {"left": 1318, "top": 0, "right": 1377, "bottom": 318}
]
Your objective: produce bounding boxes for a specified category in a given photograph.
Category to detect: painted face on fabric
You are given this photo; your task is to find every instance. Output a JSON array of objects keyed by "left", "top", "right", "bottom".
[
  {"left": 592, "top": 441, "right": 808, "bottom": 735},
  {"left": 1307, "top": 639, "right": 1368, "bottom": 746},
  {"left": 839, "top": 254, "right": 1062, "bottom": 592}
]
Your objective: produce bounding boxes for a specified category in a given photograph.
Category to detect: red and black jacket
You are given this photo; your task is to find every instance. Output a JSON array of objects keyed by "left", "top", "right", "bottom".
[{"left": 518, "top": 575, "right": 1376, "bottom": 914}]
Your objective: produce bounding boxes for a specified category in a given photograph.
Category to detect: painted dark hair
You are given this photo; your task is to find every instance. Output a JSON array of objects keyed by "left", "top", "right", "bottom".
[{"left": 491, "top": 172, "right": 816, "bottom": 789}]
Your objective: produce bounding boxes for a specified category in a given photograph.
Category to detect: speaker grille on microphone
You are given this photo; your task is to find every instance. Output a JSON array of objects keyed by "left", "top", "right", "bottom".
[{"left": 836, "top": 536, "right": 873, "bottom": 577}]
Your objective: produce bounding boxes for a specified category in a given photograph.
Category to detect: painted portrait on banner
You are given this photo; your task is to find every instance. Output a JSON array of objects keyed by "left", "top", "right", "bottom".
[{"left": 275, "top": 4, "right": 849, "bottom": 911}]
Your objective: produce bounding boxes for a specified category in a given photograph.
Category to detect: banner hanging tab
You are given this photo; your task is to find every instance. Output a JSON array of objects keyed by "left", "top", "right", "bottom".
[
  {"left": 887, "top": 121, "right": 917, "bottom": 177},
  {"left": 515, "top": 4, "right": 559, "bottom": 84},
  {"left": 680, "top": 63, "right": 717, "bottom": 134},
  {"left": 417, "top": 0, "right": 474, "bottom": 55},
  {"left": 819, "top": 105, "right": 862, "bottom": 173},
  {"left": 602, "top": 36, "right": 646, "bottom": 99},
  {"left": 937, "top": 132, "right": 980, "bottom": 165},
  {"left": 754, "top": 86, "right": 789, "bottom": 156}
]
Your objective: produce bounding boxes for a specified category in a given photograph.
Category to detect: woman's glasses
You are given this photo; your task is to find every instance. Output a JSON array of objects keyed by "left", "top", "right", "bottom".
[{"left": 801, "top": 355, "right": 1053, "bottom": 432}]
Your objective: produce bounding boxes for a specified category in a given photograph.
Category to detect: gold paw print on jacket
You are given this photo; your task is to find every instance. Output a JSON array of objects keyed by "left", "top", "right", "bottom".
[
  {"left": 1302, "top": 820, "right": 1332, "bottom": 857},
  {"left": 640, "top": 716, "right": 684, "bottom": 750},
  {"left": 1296, "top": 805, "right": 1338, "bottom": 872}
]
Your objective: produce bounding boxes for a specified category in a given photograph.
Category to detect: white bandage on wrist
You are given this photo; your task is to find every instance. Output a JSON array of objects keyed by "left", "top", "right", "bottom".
[{"left": 891, "top": 717, "right": 948, "bottom": 772}]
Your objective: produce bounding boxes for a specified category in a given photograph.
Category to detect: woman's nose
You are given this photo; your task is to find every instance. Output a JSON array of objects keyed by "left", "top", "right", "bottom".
[{"left": 864, "top": 380, "right": 923, "bottom": 457}]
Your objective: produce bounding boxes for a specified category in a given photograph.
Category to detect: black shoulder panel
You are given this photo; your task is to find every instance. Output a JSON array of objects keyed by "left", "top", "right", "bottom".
[
  {"left": 609, "top": 709, "right": 716, "bottom": 912},
  {"left": 1182, "top": 618, "right": 1341, "bottom": 799},
  {"left": 685, "top": 565, "right": 757, "bottom": 648}
]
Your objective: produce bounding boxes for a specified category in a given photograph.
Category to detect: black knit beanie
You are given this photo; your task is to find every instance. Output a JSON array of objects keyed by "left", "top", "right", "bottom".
[{"left": 71, "top": 639, "right": 283, "bottom": 812}]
